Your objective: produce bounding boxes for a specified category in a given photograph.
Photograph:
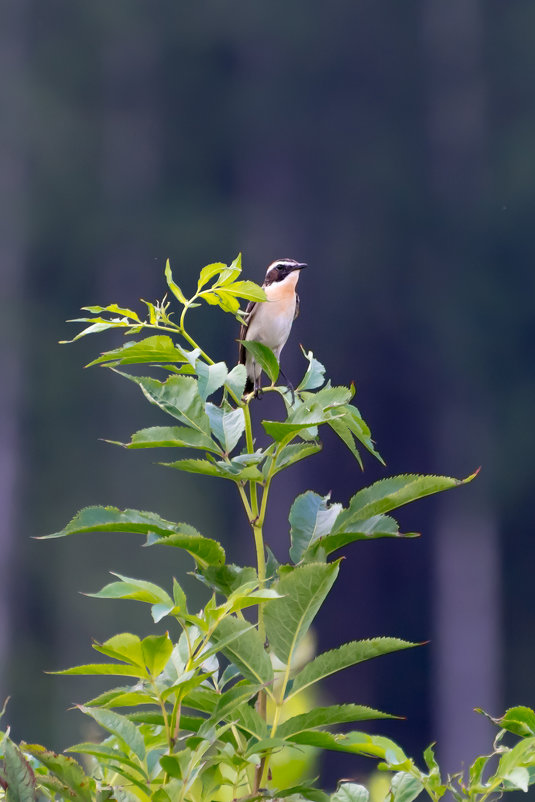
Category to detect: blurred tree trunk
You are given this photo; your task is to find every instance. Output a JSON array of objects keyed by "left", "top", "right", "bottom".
[
  {"left": 0, "top": 0, "right": 29, "bottom": 699},
  {"left": 99, "top": 15, "right": 162, "bottom": 303},
  {"left": 421, "top": 0, "right": 501, "bottom": 772},
  {"left": 234, "top": 31, "right": 309, "bottom": 563},
  {"left": 55, "top": 12, "right": 164, "bottom": 674}
]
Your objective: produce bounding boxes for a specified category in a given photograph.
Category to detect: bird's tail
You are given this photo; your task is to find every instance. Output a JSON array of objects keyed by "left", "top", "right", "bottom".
[{"left": 244, "top": 376, "right": 254, "bottom": 395}]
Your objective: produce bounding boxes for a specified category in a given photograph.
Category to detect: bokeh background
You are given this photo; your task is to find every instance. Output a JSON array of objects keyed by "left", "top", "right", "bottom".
[{"left": 2, "top": 0, "right": 534, "bottom": 793}]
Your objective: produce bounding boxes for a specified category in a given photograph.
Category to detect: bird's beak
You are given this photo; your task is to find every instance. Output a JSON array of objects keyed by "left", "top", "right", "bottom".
[{"left": 292, "top": 262, "right": 307, "bottom": 271}]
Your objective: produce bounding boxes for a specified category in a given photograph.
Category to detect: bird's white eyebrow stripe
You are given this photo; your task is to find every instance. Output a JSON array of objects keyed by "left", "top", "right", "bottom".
[{"left": 267, "top": 260, "right": 296, "bottom": 273}]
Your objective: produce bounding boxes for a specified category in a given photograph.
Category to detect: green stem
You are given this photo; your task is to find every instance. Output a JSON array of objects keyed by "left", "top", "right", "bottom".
[
  {"left": 243, "top": 401, "right": 258, "bottom": 518},
  {"left": 149, "top": 676, "right": 172, "bottom": 752},
  {"left": 180, "top": 328, "right": 215, "bottom": 367},
  {"left": 237, "top": 483, "right": 253, "bottom": 522},
  {"left": 253, "top": 525, "right": 266, "bottom": 645}
]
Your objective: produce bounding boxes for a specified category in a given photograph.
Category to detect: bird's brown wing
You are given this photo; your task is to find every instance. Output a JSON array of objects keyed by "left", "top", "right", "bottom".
[
  {"left": 294, "top": 292, "right": 300, "bottom": 320},
  {"left": 238, "top": 300, "right": 258, "bottom": 364}
]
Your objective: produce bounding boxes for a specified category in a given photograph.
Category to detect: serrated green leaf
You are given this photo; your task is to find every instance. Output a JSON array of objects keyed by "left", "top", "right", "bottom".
[
  {"left": 225, "top": 364, "right": 247, "bottom": 398},
  {"left": 243, "top": 736, "right": 288, "bottom": 759},
  {"left": 289, "top": 492, "right": 343, "bottom": 563},
  {"left": 497, "top": 736, "right": 535, "bottom": 780},
  {"left": 42, "top": 508, "right": 224, "bottom": 566},
  {"left": 233, "top": 702, "right": 268, "bottom": 740},
  {"left": 145, "top": 526, "right": 225, "bottom": 567},
  {"left": 165, "top": 259, "right": 188, "bottom": 304},
  {"left": 173, "top": 578, "right": 187, "bottom": 612},
  {"left": 51, "top": 663, "right": 145, "bottom": 678},
  {"left": 210, "top": 617, "right": 273, "bottom": 688},
  {"left": 278, "top": 704, "right": 395, "bottom": 739},
  {"left": 124, "top": 711, "right": 166, "bottom": 726},
  {"left": 61, "top": 319, "right": 128, "bottom": 344},
  {"left": 327, "top": 418, "right": 363, "bottom": 468},
  {"left": 82, "top": 304, "right": 141, "bottom": 322},
  {"left": 93, "top": 633, "right": 145, "bottom": 666},
  {"left": 342, "top": 405, "right": 384, "bottom": 463},
  {"left": 304, "top": 514, "right": 418, "bottom": 561},
  {"left": 496, "top": 706, "right": 535, "bottom": 737},
  {"left": 469, "top": 753, "right": 490, "bottom": 786},
  {"left": 78, "top": 707, "right": 145, "bottom": 762},
  {"left": 196, "top": 361, "right": 228, "bottom": 401},
  {"left": 262, "top": 399, "right": 346, "bottom": 442},
  {"left": 333, "top": 472, "right": 479, "bottom": 533},
  {"left": 205, "top": 404, "right": 245, "bottom": 453},
  {"left": 301, "top": 385, "right": 352, "bottom": 410},
  {"left": 275, "top": 785, "right": 329, "bottom": 802},
  {"left": 85, "top": 686, "right": 154, "bottom": 709},
  {"left": 287, "top": 730, "right": 381, "bottom": 755},
  {"left": 151, "top": 602, "right": 175, "bottom": 623},
  {"left": 217, "top": 262, "right": 242, "bottom": 287},
  {"left": 87, "top": 574, "right": 173, "bottom": 607},
  {"left": 223, "top": 281, "right": 267, "bottom": 302},
  {"left": 99, "top": 763, "right": 150, "bottom": 797},
  {"left": 117, "top": 373, "right": 211, "bottom": 435},
  {"left": 40, "top": 506, "right": 178, "bottom": 540},
  {"left": 119, "top": 425, "right": 220, "bottom": 453},
  {"left": 161, "top": 458, "right": 263, "bottom": 482},
  {"left": 289, "top": 638, "right": 417, "bottom": 699},
  {"left": 197, "top": 262, "right": 226, "bottom": 291},
  {"left": 36, "top": 774, "right": 89, "bottom": 801},
  {"left": 181, "top": 686, "right": 219, "bottom": 714},
  {"left": 423, "top": 743, "right": 440, "bottom": 776},
  {"left": 22, "top": 744, "right": 94, "bottom": 802},
  {"left": 210, "top": 682, "right": 261, "bottom": 724},
  {"left": 2, "top": 739, "right": 36, "bottom": 802},
  {"left": 503, "top": 767, "right": 530, "bottom": 792},
  {"left": 66, "top": 742, "right": 144, "bottom": 778},
  {"left": 270, "top": 442, "right": 322, "bottom": 478},
  {"left": 212, "top": 289, "right": 242, "bottom": 314},
  {"left": 161, "top": 363, "right": 196, "bottom": 376},
  {"left": 331, "top": 783, "right": 369, "bottom": 802},
  {"left": 87, "top": 335, "right": 188, "bottom": 368},
  {"left": 227, "top": 587, "right": 281, "bottom": 613},
  {"left": 262, "top": 418, "right": 322, "bottom": 442},
  {"left": 141, "top": 633, "right": 174, "bottom": 676},
  {"left": 264, "top": 562, "right": 339, "bottom": 664},
  {"left": 390, "top": 772, "right": 424, "bottom": 802},
  {"left": 298, "top": 347, "right": 326, "bottom": 392},
  {"left": 239, "top": 341, "right": 279, "bottom": 384},
  {"left": 287, "top": 731, "right": 409, "bottom": 769},
  {"left": 41, "top": 506, "right": 181, "bottom": 541},
  {"left": 159, "top": 458, "right": 227, "bottom": 477},
  {"left": 199, "top": 291, "right": 219, "bottom": 305},
  {"left": 196, "top": 564, "right": 257, "bottom": 597}
]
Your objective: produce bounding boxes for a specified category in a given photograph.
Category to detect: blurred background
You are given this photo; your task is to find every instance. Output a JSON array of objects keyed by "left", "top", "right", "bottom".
[{"left": 1, "top": 0, "right": 534, "bottom": 792}]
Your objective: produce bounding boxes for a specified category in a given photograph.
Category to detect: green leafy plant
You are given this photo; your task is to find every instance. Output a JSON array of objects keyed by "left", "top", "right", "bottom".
[{"left": 1, "top": 256, "right": 532, "bottom": 801}]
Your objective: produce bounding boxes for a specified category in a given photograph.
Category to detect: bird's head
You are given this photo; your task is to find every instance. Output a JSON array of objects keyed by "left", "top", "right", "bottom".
[{"left": 263, "top": 258, "right": 307, "bottom": 287}]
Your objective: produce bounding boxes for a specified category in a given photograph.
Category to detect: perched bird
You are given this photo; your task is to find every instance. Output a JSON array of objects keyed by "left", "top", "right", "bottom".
[{"left": 238, "top": 258, "right": 307, "bottom": 396}]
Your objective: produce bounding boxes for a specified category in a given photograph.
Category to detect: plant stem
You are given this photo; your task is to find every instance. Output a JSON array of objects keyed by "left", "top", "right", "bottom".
[
  {"left": 149, "top": 677, "right": 172, "bottom": 752},
  {"left": 253, "top": 525, "right": 266, "bottom": 641},
  {"left": 243, "top": 402, "right": 258, "bottom": 517},
  {"left": 237, "top": 483, "right": 253, "bottom": 522}
]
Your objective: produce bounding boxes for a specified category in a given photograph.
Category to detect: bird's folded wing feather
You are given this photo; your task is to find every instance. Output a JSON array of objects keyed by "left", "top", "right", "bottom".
[
  {"left": 238, "top": 300, "right": 258, "bottom": 364},
  {"left": 294, "top": 292, "right": 300, "bottom": 320}
]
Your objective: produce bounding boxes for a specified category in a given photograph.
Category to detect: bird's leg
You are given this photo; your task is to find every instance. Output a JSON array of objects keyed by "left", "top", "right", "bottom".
[
  {"left": 278, "top": 366, "right": 295, "bottom": 405},
  {"left": 254, "top": 374, "right": 263, "bottom": 399}
]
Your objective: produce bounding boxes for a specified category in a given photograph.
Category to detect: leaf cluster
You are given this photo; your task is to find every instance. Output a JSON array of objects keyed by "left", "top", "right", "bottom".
[{"left": 0, "top": 258, "right": 502, "bottom": 802}]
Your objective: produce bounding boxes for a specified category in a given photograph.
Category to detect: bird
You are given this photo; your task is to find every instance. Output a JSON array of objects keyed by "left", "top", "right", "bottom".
[{"left": 238, "top": 258, "right": 307, "bottom": 396}]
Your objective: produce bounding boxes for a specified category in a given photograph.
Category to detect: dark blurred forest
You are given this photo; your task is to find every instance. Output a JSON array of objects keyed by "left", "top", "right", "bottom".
[{"left": 2, "top": 0, "right": 535, "bottom": 790}]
